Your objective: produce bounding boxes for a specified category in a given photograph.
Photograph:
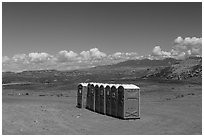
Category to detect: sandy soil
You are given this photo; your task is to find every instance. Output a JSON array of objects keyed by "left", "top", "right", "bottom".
[{"left": 2, "top": 83, "right": 202, "bottom": 135}]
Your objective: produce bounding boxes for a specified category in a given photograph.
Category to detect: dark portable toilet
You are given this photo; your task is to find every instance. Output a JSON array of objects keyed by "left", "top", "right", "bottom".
[
  {"left": 99, "top": 84, "right": 106, "bottom": 114},
  {"left": 105, "top": 85, "right": 111, "bottom": 116},
  {"left": 89, "top": 84, "right": 95, "bottom": 111},
  {"left": 110, "top": 85, "right": 118, "bottom": 117},
  {"left": 95, "top": 84, "right": 100, "bottom": 113},
  {"left": 86, "top": 83, "right": 91, "bottom": 109},
  {"left": 76, "top": 83, "right": 88, "bottom": 108},
  {"left": 117, "top": 84, "right": 140, "bottom": 119}
]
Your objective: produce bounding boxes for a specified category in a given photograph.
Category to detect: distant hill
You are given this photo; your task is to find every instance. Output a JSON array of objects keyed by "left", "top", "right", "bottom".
[
  {"left": 2, "top": 58, "right": 181, "bottom": 85},
  {"left": 111, "top": 58, "right": 179, "bottom": 67},
  {"left": 143, "top": 56, "right": 202, "bottom": 82},
  {"left": 92, "top": 58, "right": 179, "bottom": 70},
  {"left": 2, "top": 57, "right": 202, "bottom": 90}
]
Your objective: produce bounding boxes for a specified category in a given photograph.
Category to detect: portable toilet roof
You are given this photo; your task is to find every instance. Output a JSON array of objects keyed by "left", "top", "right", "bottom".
[
  {"left": 82, "top": 83, "right": 139, "bottom": 89},
  {"left": 100, "top": 83, "right": 106, "bottom": 87},
  {"left": 97, "top": 83, "right": 103, "bottom": 87},
  {"left": 89, "top": 82, "right": 97, "bottom": 86},
  {"left": 99, "top": 83, "right": 108, "bottom": 88},
  {"left": 121, "top": 84, "right": 140, "bottom": 89},
  {"left": 79, "top": 83, "right": 89, "bottom": 87},
  {"left": 103, "top": 83, "right": 110, "bottom": 87},
  {"left": 95, "top": 83, "right": 100, "bottom": 87}
]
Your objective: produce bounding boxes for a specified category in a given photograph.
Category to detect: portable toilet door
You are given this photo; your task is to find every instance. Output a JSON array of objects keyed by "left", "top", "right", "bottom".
[
  {"left": 119, "top": 84, "right": 140, "bottom": 119},
  {"left": 105, "top": 85, "right": 111, "bottom": 116},
  {"left": 110, "top": 85, "right": 118, "bottom": 117},
  {"left": 77, "top": 83, "right": 87, "bottom": 108},
  {"left": 77, "top": 84, "right": 83, "bottom": 108},
  {"left": 117, "top": 86, "right": 125, "bottom": 118},
  {"left": 94, "top": 84, "right": 100, "bottom": 113},
  {"left": 86, "top": 83, "right": 91, "bottom": 110},
  {"left": 90, "top": 84, "right": 95, "bottom": 111},
  {"left": 99, "top": 85, "right": 105, "bottom": 114}
]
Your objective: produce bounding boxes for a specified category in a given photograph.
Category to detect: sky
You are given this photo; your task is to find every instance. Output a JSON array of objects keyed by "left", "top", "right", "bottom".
[{"left": 2, "top": 2, "right": 202, "bottom": 72}]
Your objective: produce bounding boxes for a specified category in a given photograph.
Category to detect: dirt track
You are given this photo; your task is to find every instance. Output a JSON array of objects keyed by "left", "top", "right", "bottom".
[{"left": 2, "top": 83, "right": 202, "bottom": 135}]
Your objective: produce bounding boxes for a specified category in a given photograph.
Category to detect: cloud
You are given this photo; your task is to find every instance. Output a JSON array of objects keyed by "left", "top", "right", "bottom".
[
  {"left": 173, "top": 36, "right": 202, "bottom": 57},
  {"left": 28, "top": 52, "right": 53, "bottom": 63},
  {"left": 174, "top": 36, "right": 183, "bottom": 44},
  {"left": 152, "top": 46, "right": 171, "bottom": 57},
  {"left": 174, "top": 36, "right": 202, "bottom": 46},
  {"left": 2, "top": 37, "right": 202, "bottom": 72},
  {"left": 80, "top": 48, "right": 107, "bottom": 60},
  {"left": 2, "top": 48, "right": 108, "bottom": 72},
  {"left": 90, "top": 48, "right": 107, "bottom": 59},
  {"left": 151, "top": 37, "right": 202, "bottom": 59},
  {"left": 12, "top": 54, "right": 27, "bottom": 62},
  {"left": 3, "top": 48, "right": 137, "bottom": 72},
  {"left": 109, "top": 52, "right": 138, "bottom": 60},
  {"left": 2, "top": 56, "right": 10, "bottom": 63},
  {"left": 111, "top": 52, "right": 123, "bottom": 59},
  {"left": 80, "top": 51, "right": 91, "bottom": 60},
  {"left": 12, "top": 54, "right": 29, "bottom": 64},
  {"left": 56, "top": 50, "right": 78, "bottom": 62}
]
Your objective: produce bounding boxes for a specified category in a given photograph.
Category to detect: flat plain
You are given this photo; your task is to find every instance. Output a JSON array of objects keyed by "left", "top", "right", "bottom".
[{"left": 2, "top": 80, "right": 202, "bottom": 135}]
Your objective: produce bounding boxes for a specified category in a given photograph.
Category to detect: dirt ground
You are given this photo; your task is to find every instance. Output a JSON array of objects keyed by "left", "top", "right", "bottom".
[{"left": 2, "top": 82, "right": 202, "bottom": 135}]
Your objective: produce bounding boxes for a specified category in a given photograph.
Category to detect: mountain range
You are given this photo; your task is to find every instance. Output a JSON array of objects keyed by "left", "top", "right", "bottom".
[{"left": 2, "top": 57, "right": 202, "bottom": 90}]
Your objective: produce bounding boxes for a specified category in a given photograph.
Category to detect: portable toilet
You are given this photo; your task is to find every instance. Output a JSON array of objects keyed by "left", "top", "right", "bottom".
[
  {"left": 86, "top": 83, "right": 91, "bottom": 109},
  {"left": 94, "top": 84, "right": 100, "bottom": 113},
  {"left": 117, "top": 84, "right": 140, "bottom": 119},
  {"left": 77, "top": 83, "right": 88, "bottom": 108},
  {"left": 105, "top": 84, "right": 112, "bottom": 116},
  {"left": 89, "top": 83, "right": 95, "bottom": 111},
  {"left": 110, "top": 84, "right": 120, "bottom": 117},
  {"left": 99, "top": 84, "right": 106, "bottom": 114}
]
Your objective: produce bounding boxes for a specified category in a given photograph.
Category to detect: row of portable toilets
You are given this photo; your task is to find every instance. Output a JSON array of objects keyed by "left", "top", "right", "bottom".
[{"left": 77, "top": 82, "right": 140, "bottom": 119}]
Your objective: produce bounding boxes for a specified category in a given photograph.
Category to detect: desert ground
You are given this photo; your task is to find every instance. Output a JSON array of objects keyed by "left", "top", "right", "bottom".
[{"left": 2, "top": 80, "right": 202, "bottom": 135}]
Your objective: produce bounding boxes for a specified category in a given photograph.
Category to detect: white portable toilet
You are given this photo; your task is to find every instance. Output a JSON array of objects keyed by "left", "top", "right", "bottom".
[{"left": 117, "top": 84, "right": 140, "bottom": 119}]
